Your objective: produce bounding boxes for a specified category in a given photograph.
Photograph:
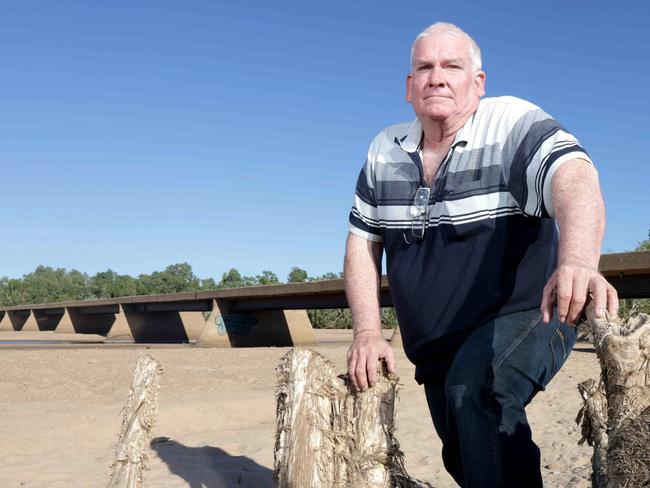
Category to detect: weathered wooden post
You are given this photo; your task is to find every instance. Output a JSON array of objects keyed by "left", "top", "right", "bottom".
[
  {"left": 107, "top": 355, "right": 163, "bottom": 488},
  {"left": 576, "top": 304, "right": 650, "bottom": 487},
  {"left": 274, "top": 348, "right": 416, "bottom": 488}
]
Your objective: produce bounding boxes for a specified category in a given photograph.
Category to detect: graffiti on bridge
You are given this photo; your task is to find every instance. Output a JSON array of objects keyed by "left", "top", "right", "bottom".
[{"left": 214, "top": 314, "right": 258, "bottom": 336}]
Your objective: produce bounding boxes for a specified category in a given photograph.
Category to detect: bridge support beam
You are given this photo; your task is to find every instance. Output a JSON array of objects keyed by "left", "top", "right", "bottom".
[
  {"left": 32, "top": 308, "right": 65, "bottom": 331},
  {"left": 197, "top": 300, "right": 316, "bottom": 347}
]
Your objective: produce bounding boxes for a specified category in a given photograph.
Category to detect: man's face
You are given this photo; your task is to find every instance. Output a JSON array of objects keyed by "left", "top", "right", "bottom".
[{"left": 406, "top": 33, "right": 485, "bottom": 124}]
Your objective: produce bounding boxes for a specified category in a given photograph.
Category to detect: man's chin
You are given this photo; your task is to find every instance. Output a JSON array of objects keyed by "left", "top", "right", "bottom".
[{"left": 418, "top": 109, "right": 454, "bottom": 121}]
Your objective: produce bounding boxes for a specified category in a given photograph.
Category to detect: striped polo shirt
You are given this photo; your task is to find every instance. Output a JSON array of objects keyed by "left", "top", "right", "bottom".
[{"left": 348, "top": 96, "right": 592, "bottom": 383}]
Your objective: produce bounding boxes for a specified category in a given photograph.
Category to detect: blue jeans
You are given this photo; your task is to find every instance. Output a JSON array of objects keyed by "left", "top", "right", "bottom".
[{"left": 423, "top": 309, "right": 577, "bottom": 487}]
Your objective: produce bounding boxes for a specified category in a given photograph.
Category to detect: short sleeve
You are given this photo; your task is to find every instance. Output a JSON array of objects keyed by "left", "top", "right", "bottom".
[
  {"left": 348, "top": 156, "right": 383, "bottom": 242},
  {"left": 506, "top": 106, "right": 593, "bottom": 218}
]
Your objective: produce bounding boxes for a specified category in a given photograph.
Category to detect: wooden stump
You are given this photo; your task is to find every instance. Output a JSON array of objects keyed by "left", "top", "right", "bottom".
[
  {"left": 274, "top": 348, "right": 416, "bottom": 488},
  {"left": 107, "top": 355, "right": 163, "bottom": 488},
  {"left": 576, "top": 304, "right": 650, "bottom": 487}
]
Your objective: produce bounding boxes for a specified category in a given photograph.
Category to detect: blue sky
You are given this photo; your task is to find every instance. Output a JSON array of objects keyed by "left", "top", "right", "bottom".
[{"left": 1, "top": 1, "right": 648, "bottom": 281}]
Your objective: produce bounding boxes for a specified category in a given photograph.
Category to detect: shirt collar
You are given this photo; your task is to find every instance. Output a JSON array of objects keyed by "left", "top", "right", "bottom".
[{"left": 397, "top": 113, "right": 475, "bottom": 154}]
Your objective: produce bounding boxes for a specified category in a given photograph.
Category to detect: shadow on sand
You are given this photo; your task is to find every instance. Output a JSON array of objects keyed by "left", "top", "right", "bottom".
[{"left": 151, "top": 437, "right": 273, "bottom": 488}]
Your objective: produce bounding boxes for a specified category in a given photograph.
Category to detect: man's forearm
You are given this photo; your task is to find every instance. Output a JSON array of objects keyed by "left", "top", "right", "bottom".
[
  {"left": 344, "top": 233, "right": 383, "bottom": 335},
  {"left": 541, "top": 158, "right": 617, "bottom": 324},
  {"left": 344, "top": 232, "right": 395, "bottom": 390},
  {"left": 552, "top": 159, "right": 605, "bottom": 268}
]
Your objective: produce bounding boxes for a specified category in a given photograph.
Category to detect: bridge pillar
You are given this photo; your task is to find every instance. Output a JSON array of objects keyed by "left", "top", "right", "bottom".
[
  {"left": 0, "top": 311, "right": 10, "bottom": 331},
  {"left": 197, "top": 300, "right": 316, "bottom": 347},
  {"left": 105, "top": 306, "right": 135, "bottom": 342},
  {"left": 278, "top": 309, "right": 317, "bottom": 347},
  {"left": 19, "top": 311, "right": 40, "bottom": 331},
  {"left": 196, "top": 299, "right": 234, "bottom": 347}
]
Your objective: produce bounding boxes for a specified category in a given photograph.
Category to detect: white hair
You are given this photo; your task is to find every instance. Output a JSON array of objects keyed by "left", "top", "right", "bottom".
[{"left": 410, "top": 22, "right": 482, "bottom": 72}]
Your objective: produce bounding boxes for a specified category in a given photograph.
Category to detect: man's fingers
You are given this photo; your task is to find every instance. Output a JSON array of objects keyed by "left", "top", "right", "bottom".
[
  {"left": 607, "top": 283, "right": 619, "bottom": 317},
  {"left": 355, "top": 355, "right": 368, "bottom": 391},
  {"left": 382, "top": 348, "right": 396, "bottom": 375},
  {"left": 540, "top": 277, "right": 556, "bottom": 323},
  {"left": 567, "top": 275, "right": 588, "bottom": 324},
  {"left": 347, "top": 355, "right": 358, "bottom": 390},
  {"left": 589, "top": 278, "right": 607, "bottom": 318},
  {"left": 555, "top": 271, "right": 573, "bottom": 323},
  {"left": 366, "top": 352, "right": 379, "bottom": 388}
]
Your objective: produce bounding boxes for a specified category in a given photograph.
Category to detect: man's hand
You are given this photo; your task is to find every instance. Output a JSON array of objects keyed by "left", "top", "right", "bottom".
[
  {"left": 540, "top": 264, "right": 619, "bottom": 324},
  {"left": 347, "top": 329, "right": 395, "bottom": 391}
]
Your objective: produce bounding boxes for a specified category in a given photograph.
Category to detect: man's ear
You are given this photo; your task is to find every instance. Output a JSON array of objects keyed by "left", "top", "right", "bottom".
[
  {"left": 474, "top": 70, "right": 486, "bottom": 98},
  {"left": 405, "top": 73, "right": 413, "bottom": 103}
]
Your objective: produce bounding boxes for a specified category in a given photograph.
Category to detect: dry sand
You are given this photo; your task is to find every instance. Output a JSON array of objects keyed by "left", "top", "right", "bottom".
[{"left": 0, "top": 329, "right": 597, "bottom": 487}]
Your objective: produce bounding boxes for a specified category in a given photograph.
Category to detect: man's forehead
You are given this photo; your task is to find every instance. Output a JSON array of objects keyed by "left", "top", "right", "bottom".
[{"left": 412, "top": 33, "right": 471, "bottom": 60}]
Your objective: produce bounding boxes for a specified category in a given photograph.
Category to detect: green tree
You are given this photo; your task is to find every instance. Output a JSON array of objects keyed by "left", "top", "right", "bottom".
[
  {"left": 134, "top": 263, "right": 201, "bottom": 295},
  {"left": 156, "top": 263, "right": 201, "bottom": 293},
  {"left": 0, "top": 277, "right": 29, "bottom": 306},
  {"left": 219, "top": 268, "right": 244, "bottom": 288},
  {"left": 136, "top": 273, "right": 155, "bottom": 295},
  {"left": 287, "top": 267, "right": 308, "bottom": 283},
  {"left": 200, "top": 277, "right": 218, "bottom": 290},
  {"left": 90, "top": 270, "right": 139, "bottom": 298},
  {"left": 114, "top": 274, "right": 138, "bottom": 297},
  {"left": 65, "top": 269, "right": 91, "bottom": 300},
  {"left": 19, "top": 266, "right": 91, "bottom": 303},
  {"left": 257, "top": 270, "right": 280, "bottom": 285},
  {"left": 90, "top": 269, "right": 118, "bottom": 298}
]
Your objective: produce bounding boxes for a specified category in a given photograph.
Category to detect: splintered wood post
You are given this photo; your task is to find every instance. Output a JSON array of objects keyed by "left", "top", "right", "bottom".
[
  {"left": 107, "top": 355, "right": 163, "bottom": 488},
  {"left": 274, "top": 348, "right": 416, "bottom": 488},
  {"left": 576, "top": 304, "right": 650, "bottom": 487}
]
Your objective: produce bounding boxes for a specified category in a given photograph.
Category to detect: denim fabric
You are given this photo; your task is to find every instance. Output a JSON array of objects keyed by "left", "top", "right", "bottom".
[{"left": 423, "top": 308, "right": 577, "bottom": 487}]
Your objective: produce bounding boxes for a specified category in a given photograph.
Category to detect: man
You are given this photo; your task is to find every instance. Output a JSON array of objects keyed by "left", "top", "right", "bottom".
[{"left": 345, "top": 22, "right": 618, "bottom": 487}]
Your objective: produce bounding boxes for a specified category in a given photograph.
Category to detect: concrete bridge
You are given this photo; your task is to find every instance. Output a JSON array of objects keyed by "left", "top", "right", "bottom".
[{"left": 1, "top": 251, "right": 649, "bottom": 347}]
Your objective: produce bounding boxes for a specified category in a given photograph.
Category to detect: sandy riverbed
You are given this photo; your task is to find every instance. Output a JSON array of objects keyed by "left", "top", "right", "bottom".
[{"left": 0, "top": 329, "right": 598, "bottom": 487}]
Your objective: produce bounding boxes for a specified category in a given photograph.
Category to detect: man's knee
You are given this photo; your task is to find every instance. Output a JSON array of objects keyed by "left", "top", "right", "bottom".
[{"left": 444, "top": 360, "right": 493, "bottom": 413}]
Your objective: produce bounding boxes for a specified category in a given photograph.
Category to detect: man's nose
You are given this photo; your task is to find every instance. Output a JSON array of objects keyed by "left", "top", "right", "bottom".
[{"left": 427, "top": 67, "right": 446, "bottom": 86}]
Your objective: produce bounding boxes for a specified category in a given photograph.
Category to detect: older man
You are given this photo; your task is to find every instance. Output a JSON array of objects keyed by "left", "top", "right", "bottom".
[{"left": 345, "top": 22, "right": 618, "bottom": 487}]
